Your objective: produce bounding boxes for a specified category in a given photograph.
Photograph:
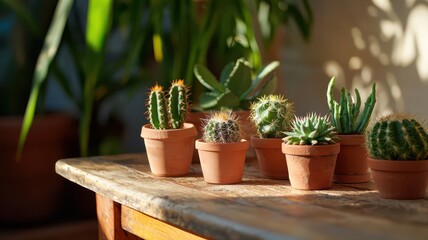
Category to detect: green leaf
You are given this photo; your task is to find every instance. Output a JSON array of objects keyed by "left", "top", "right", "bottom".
[
  {"left": 2, "top": 0, "right": 41, "bottom": 37},
  {"left": 220, "top": 62, "right": 235, "bottom": 85},
  {"left": 194, "top": 64, "right": 225, "bottom": 93},
  {"left": 17, "top": 0, "right": 74, "bottom": 161},
  {"left": 242, "top": 61, "right": 279, "bottom": 99},
  {"left": 199, "top": 91, "right": 239, "bottom": 110},
  {"left": 225, "top": 59, "right": 252, "bottom": 98}
]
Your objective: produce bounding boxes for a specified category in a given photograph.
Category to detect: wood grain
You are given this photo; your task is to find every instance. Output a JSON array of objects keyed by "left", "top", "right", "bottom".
[{"left": 56, "top": 153, "right": 428, "bottom": 240}]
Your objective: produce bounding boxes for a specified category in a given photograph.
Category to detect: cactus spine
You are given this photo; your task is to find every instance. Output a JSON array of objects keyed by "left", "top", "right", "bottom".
[
  {"left": 366, "top": 114, "right": 428, "bottom": 160},
  {"left": 203, "top": 110, "right": 241, "bottom": 143},
  {"left": 147, "top": 80, "right": 188, "bottom": 130},
  {"left": 327, "top": 76, "right": 376, "bottom": 134},
  {"left": 169, "top": 80, "right": 188, "bottom": 129},
  {"left": 250, "top": 95, "right": 294, "bottom": 138},
  {"left": 148, "top": 84, "right": 169, "bottom": 129},
  {"left": 284, "top": 113, "right": 338, "bottom": 145}
]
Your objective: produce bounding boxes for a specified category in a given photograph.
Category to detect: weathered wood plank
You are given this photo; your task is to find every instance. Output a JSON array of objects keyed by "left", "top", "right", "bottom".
[
  {"left": 56, "top": 153, "right": 428, "bottom": 240},
  {"left": 121, "top": 205, "right": 206, "bottom": 240}
]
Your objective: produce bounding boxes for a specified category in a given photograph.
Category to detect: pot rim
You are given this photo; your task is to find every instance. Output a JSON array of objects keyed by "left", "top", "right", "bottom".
[
  {"left": 250, "top": 136, "right": 282, "bottom": 148},
  {"left": 195, "top": 139, "right": 249, "bottom": 152},
  {"left": 282, "top": 142, "right": 340, "bottom": 156},
  {"left": 140, "top": 123, "right": 197, "bottom": 139},
  {"left": 367, "top": 157, "right": 428, "bottom": 172}
]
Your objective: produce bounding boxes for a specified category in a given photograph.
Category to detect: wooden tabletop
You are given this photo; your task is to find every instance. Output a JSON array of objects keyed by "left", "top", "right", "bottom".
[{"left": 55, "top": 153, "right": 428, "bottom": 240}]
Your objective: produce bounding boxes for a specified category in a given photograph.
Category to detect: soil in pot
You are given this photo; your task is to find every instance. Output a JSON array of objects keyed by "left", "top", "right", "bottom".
[
  {"left": 368, "top": 157, "right": 428, "bottom": 199},
  {"left": 195, "top": 139, "right": 249, "bottom": 184},
  {"left": 140, "top": 123, "right": 197, "bottom": 177},
  {"left": 282, "top": 143, "right": 340, "bottom": 190},
  {"left": 334, "top": 134, "right": 369, "bottom": 183},
  {"left": 250, "top": 137, "right": 288, "bottom": 179}
]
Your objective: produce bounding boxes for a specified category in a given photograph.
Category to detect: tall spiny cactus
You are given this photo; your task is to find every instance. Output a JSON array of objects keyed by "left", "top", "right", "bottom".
[
  {"left": 148, "top": 80, "right": 189, "bottom": 130},
  {"left": 250, "top": 95, "right": 294, "bottom": 138},
  {"left": 327, "top": 76, "right": 376, "bottom": 134},
  {"left": 148, "top": 84, "right": 169, "bottom": 129},
  {"left": 203, "top": 110, "right": 241, "bottom": 143},
  {"left": 169, "top": 80, "right": 188, "bottom": 129},
  {"left": 366, "top": 114, "right": 428, "bottom": 160}
]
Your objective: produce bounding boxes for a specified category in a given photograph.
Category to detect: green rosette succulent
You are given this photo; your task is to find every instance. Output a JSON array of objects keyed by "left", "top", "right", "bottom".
[{"left": 284, "top": 113, "right": 339, "bottom": 145}]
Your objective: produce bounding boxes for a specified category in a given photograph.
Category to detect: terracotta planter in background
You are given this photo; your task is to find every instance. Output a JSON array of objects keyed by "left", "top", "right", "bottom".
[
  {"left": 195, "top": 139, "right": 249, "bottom": 184},
  {"left": 334, "top": 134, "right": 369, "bottom": 183},
  {"left": 140, "top": 123, "right": 197, "bottom": 177},
  {"left": 368, "top": 157, "right": 428, "bottom": 199},
  {"left": 282, "top": 143, "right": 340, "bottom": 190},
  {"left": 250, "top": 137, "right": 288, "bottom": 179}
]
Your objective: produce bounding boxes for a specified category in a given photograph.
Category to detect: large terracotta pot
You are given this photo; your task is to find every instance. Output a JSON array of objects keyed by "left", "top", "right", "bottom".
[
  {"left": 368, "top": 157, "right": 428, "bottom": 199},
  {"left": 334, "top": 134, "right": 369, "bottom": 183},
  {"left": 282, "top": 143, "right": 340, "bottom": 190},
  {"left": 140, "top": 123, "right": 197, "bottom": 177},
  {"left": 186, "top": 111, "right": 254, "bottom": 162},
  {"left": 195, "top": 139, "right": 249, "bottom": 184},
  {"left": 0, "top": 114, "right": 77, "bottom": 225},
  {"left": 250, "top": 137, "right": 288, "bottom": 179}
]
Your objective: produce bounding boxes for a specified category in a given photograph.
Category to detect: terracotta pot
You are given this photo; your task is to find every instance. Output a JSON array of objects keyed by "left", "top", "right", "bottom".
[
  {"left": 368, "top": 157, "right": 428, "bottom": 199},
  {"left": 186, "top": 111, "right": 255, "bottom": 162},
  {"left": 140, "top": 123, "right": 197, "bottom": 177},
  {"left": 195, "top": 139, "right": 249, "bottom": 184},
  {"left": 282, "top": 143, "right": 340, "bottom": 190},
  {"left": 0, "top": 114, "right": 77, "bottom": 225},
  {"left": 250, "top": 137, "right": 288, "bottom": 179},
  {"left": 333, "top": 134, "right": 369, "bottom": 183}
]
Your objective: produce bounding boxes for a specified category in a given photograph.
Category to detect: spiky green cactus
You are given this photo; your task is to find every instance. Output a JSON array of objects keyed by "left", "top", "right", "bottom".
[
  {"left": 327, "top": 76, "right": 376, "bottom": 134},
  {"left": 169, "top": 80, "right": 188, "bottom": 129},
  {"left": 284, "top": 113, "right": 339, "bottom": 145},
  {"left": 203, "top": 110, "right": 241, "bottom": 143},
  {"left": 250, "top": 95, "right": 294, "bottom": 138},
  {"left": 365, "top": 114, "right": 428, "bottom": 160},
  {"left": 148, "top": 84, "right": 169, "bottom": 129}
]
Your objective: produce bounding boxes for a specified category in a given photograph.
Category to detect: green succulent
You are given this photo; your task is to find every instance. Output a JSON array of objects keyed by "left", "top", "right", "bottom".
[
  {"left": 365, "top": 113, "right": 428, "bottom": 160},
  {"left": 203, "top": 110, "right": 242, "bottom": 143},
  {"left": 284, "top": 113, "right": 338, "bottom": 145},
  {"left": 194, "top": 58, "right": 279, "bottom": 110},
  {"left": 250, "top": 94, "right": 294, "bottom": 138}
]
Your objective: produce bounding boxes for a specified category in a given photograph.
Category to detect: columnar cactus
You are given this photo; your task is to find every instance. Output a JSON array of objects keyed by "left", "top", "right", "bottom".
[
  {"left": 365, "top": 114, "right": 428, "bottom": 160},
  {"left": 168, "top": 80, "right": 188, "bottom": 129},
  {"left": 148, "top": 84, "right": 169, "bottom": 129},
  {"left": 327, "top": 76, "right": 376, "bottom": 134},
  {"left": 203, "top": 110, "right": 241, "bottom": 143},
  {"left": 147, "top": 80, "right": 189, "bottom": 130},
  {"left": 250, "top": 95, "right": 294, "bottom": 138},
  {"left": 284, "top": 113, "right": 339, "bottom": 145}
]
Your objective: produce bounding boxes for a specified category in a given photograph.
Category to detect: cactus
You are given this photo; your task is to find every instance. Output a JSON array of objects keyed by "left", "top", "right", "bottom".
[
  {"left": 327, "top": 76, "right": 376, "bottom": 134},
  {"left": 168, "top": 80, "right": 188, "bottom": 129},
  {"left": 284, "top": 113, "right": 339, "bottom": 145},
  {"left": 147, "top": 80, "right": 189, "bottom": 130},
  {"left": 365, "top": 114, "right": 428, "bottom": 160},
  {"left": 203, "top": 110, "right": 242, "bottom": 143},
  {"left": 250, "top": 95, "right": 294, "bottom": 138}
]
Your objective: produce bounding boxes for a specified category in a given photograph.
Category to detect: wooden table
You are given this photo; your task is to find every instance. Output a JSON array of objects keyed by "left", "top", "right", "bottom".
[{"left": 55, "top": 153, "right": 428, "bottom": 240}]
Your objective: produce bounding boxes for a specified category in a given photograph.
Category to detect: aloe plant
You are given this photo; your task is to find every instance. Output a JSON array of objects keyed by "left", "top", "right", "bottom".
[
  {"left": 327, "top": 76, "right": 376, "bottom": 134},
  {"left": 194, "top": 59, "right": 280, "bottom": 111}
]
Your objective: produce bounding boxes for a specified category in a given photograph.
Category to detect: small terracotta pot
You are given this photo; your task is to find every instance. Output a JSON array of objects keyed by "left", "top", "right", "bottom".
[
  {"left": 140, "top": 123, "right": 197, "bottom": 177},
  {"left": 368, "top": 157, "right": 428, "bottom": 199},
  {"left": 282, "top": 143, "right": 340, "bottom": 190},
  {"left": 334, "top": 134, "right": 369, "bottom": 183},
  {"left": 250, "top": 137, "right": 288, "bottom": 179},
  {"left": 195, "top": 139, "right": 249, "bottom": 184}
]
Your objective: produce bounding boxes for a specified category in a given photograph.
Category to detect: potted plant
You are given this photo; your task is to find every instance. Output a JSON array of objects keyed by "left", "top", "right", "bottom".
[
  {"left": 195, "top": 110, "right": 249, "bottom": 184},
  {"left": 249, "top": 95, "right": 294, "bottom": 179},
  {"left": 282, "top": 113, "right": 340, "bottom": 190},
  {"left": 327, "top": 76, "right": 376, "bottom": 183},
  {"left": 140, "top": 80, "right": 197, "bottom": 177},
  {"left": 365, "top": 113, "right": 428, "bottom": 199}
]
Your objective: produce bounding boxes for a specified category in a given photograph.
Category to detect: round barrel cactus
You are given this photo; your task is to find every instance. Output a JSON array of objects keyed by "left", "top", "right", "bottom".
[
  {"left": 203, "top": 110, "right": 241, "bottom": 143},
  {"left": 366, "top": 114, "right": 428, "bottom": 160},
  {"left": 250, "top": 95, "right": 294, "bottom": 138}
]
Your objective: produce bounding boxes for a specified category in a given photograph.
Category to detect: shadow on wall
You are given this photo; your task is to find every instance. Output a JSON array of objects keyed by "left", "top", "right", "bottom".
[{"left": 279, "top": 0, "right": 428, "bottom": 120}]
